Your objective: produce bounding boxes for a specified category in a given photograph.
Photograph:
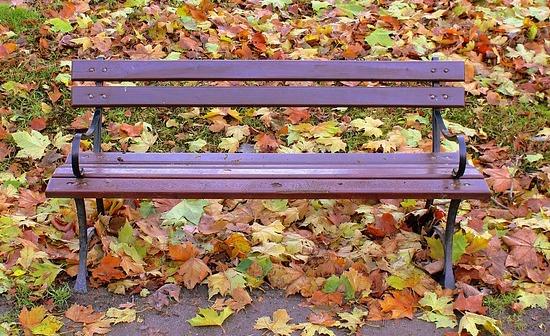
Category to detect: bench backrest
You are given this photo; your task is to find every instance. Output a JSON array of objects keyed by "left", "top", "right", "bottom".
[{"left": 71, "top": 60, "right": 465, "bottom": 108}]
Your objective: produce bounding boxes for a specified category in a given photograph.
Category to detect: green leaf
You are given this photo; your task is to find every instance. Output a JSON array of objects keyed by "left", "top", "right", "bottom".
[
  {"left": 364, "top": 28, "right": 394, "bottom": 48},
  {"left": 261, "top": 0, "right": 293, "bottom": 9},
  {"left": 12, "top": 130, "right": 51, "bottom": 160},
  {"left": 323, "top": 275, "right": 341, "bottom": 293},
  {"left": 517, "top": 290, "right": 548, "bottom": 309},
  {"left": 336, "top": 1, "right": 365, "bottom": 18},
  {"left": 525, "top": 153, "right": 543, "bottom": 163},
  {"left": 162, "top": 199, "right": 208, "bottom": 225},
  {"left": 386, "top": 275, "right": 406, "bottom": 290},
  {"left": 46, "top": 18, "right": 73, "bottom": 33},
  {"left": 187, "top": 139, "right": 207, "bottom": 152},
  {"left": 31, "top": 261, "right": 62, "bottom": 288},
  {"left": 125, "top": 0, "right": 148, "bottom": 7},
  {"left": 426, "top": 231, "right": 468, "bottom": 263},
  {"left": 118, "top": 222, "right": 135, "bottom": 245},
  {"left": 418, "top": 292, "right": 457, "bottom": 329},
  {"left": 458, "top": 312, "right": 503, "bottom": 336},
  {"left": 262, "top": 199, "right": 288, "bottom": 212},
  {"left": 419, "top": 311, "right": 457, "bottom": 329},
  {"left": 400, "top": 128, "right": 422, "bottom": 147},
  {"left": 188, "top": 307, "right": 233, "bottom": 327},
  {"left": 30, "top": 315, "right": 63, "bottom": 336},
  {"left": 312, "top": 1, "right": 331, "bottom": 12},
  {"left": 54, "top": 73, "right": 71, "bottom": 86}
]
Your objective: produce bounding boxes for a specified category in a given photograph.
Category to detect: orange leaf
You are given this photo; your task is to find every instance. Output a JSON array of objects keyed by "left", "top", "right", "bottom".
[
  {"left": 379, "top": 290, "right": 418, "bottom": 319},
  {"left": 224, "top": 233, "right": 251, "bottom": 258},
  {"left": 177, "top": 257, "right": 210, "bottom": 289},
  {"left": 19, "top": 306, "right": 46, "bottom": 331},
  {"left": 91, "top": 255, "right": 126, "bottom": 283},
  {"left": 256, "top": 133, "right": 279, "bottom": 152},
  {"left": 367, "top": 213, "right": 398, "bottom": 238},
  {"left": 285, "top": 107, "right": 310, "bottom": 124},
  {"left": 168, "top": 242, "right": 197, "bottom": 261},
  {"left": 65, "top": 304, "right": 103, "bottom": 324},
  {"left": 453, "top": 294, "right": 486, "bottom": 314}
]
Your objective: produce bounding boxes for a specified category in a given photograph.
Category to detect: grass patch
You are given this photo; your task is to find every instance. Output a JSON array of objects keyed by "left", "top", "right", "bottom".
[
  {"left": 483, "top": 291, "right": 526, "bottom": 331},
  {"left": 46, "top": 283, "right": 72, "bottom": 310},
  {"left": 14, "top": 284, "right": 34, "bottom": 310},
  {"left": 0, "top": 4, "right": 41, "bottom": 34}
]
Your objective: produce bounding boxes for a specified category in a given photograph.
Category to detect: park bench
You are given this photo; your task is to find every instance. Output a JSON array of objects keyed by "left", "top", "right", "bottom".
[{"left": 45, "top": 59, "right": 491, "bottom": 293}]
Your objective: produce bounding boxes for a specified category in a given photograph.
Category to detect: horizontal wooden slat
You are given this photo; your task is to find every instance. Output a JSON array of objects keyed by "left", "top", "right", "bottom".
[
  {"left": 73, "top": 152, "right": 464, "bottom": 165},
  {"left": 53, "top": 166, "right": 483, "bottom": 179},
  {"left": 46, "top": 177, "right": 490, "bottom": 199},
  {"left": 72, "top": 86, "right": 464, "bottom": 108},
  {"left": 72, "top": 60, "right": 465, "bottom": 82}
]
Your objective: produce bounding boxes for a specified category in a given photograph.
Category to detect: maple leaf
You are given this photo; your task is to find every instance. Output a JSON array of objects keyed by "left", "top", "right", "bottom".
[
  {"left": 225, "top": 233, "right": 252, "bottom": 258},
  {"left": 337, "top": 307, "right": 368, "bottom": 333},
  {"left": 367, "top": 212, "right": 398, "bottom": 238},
  {"left": 148, "top": 284, "right": 181, "bottom": 311},
  {"left": 251, "top": 220, "right": 285, "bottom": 244},
  {"left": 168, "top": 242, "right": 197, "bottom": 261},
  {"left": 82, "top": 317, "right": 112, "bottom": 335},
  {"left": 501, "top": 228, "right": 539, "bottom": 268},
  {"left": 454, "top": 294, "right": 487, "bottom": 314},
  {"left": 127, "top": 44, "right": 166, "bottom": 59},
  {"left": 365, "top": 28, "right": 394, "bottom": 48},
  {"left": 516, "top": 290, "right": 548, "bottom": 310},
  {"left": 418, "top": 292, "right": 457, "bottom": 328},
  {"left": 255, "top": 309, "right": 298, "bottom": 336},
  {"left": 261, "top": 0, "right": 292, "bottom": 9},
  {"left": 19, "top": 306, "right": 46, "bottom": 331},
  {"left": 256, "top": 133, "right": 279, "bottom": 152},
  {"left": 484, "top": 167, "right": 521, "bottom": 193},
  {"left": 298, "top": 322, "right": 336, "bottom": 336},
  {"left": 91, "top": 255, "right": 126, "bottom": 283},
  {"left": 162, "top": 199, "right": 208, "bottom": 225},
  {"left": 105, "top": 307, "right": 136, "bottom": 324},
  {"left": 178, "top": 257, "right": 210, "bottom": 289},
  {"left": 31, "top": 315, "right": 63, "bottom": 336},
  {"left": 379, "top": 290, "right": 418, "bottom": 319},
  {"left": 350, "top": 117, "right": 384, "bottom": 138},
  {"left": 188, "top": 307, "right": 233, "bottom": 327},
  {"left": 458, "top": 312, "right": 503, "bottom": 336},
  {"left": 12, "top": 130, "right": 50, "bottom": 160},
  {"left": 65, "top": 304, "right": 103, "bottom": 324},
  {"left": 286, "top": 107, "right": 310, "bottom": 124},
  {"left": 426, "top": 231, "right": 468, "bottom": 263}
]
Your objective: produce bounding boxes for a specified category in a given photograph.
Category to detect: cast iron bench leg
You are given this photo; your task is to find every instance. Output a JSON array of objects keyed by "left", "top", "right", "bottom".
[
  {"left": 74, "top": 198, "right": 88, "bottom": 293},
  {"left": 442, "top": 199, "right": 461, "bottom": 289},
  {"left": 96, "top": 198, "right": 105, "bottom": 215}
]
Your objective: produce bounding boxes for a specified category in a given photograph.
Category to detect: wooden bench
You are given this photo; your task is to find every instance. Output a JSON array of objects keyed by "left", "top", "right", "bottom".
[{"left": 46, "top": 59, "right": 491, "bottom": 293}]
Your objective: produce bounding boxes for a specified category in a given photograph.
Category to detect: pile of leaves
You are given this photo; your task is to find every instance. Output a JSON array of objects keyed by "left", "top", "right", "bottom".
[{"left": 0, "top": 0, "right": 549, "bottom": 335}]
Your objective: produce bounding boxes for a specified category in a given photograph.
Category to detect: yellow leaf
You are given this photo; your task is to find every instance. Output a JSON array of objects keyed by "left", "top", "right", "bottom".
[
  {"left": 255, "top": 309, "right": 298, "bottom": 336},
  {"left": 105, "top": 308, "right": 136, "bottom": 324},
  {"left": 188, "top": 307, "right": 233, "bottom": 327}
]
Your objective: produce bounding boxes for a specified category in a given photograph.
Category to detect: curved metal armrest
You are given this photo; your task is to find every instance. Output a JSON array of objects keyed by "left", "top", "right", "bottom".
[
  {"left": 433, "top": 111, "right": 466, "bottom": 179},
  {"left": 71, "top": 109, "right": 102, "bottom": 178}
]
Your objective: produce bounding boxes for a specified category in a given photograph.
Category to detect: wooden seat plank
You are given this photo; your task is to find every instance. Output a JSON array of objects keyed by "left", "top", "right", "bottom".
[{"left": 45, "top": 177, "right": 490, "bottom": 200}]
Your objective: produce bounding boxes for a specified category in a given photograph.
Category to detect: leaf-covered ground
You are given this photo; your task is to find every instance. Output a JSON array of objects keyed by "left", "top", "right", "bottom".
[{"left": 0, "top": 0, "right": 549, "bottom": 335}]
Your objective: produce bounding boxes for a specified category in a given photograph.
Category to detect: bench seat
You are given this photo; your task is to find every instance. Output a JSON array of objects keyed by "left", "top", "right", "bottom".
[{"left": 46, "top": 152, "right": 490, "bottom": 200}]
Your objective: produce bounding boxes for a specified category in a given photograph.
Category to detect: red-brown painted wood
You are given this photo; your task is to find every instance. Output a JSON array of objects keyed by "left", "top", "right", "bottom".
[
  {"left": 70, "top": 152, "right": 464, "bottom": 165},
  {"left": 46, "top": 177, "right": 490, "bottom": 199},
  {"left": 72, "top": 86, "right": 464, "bottom": 108},
  {"left": 72, "top": 60, "right": 465, "bottom": 82}
]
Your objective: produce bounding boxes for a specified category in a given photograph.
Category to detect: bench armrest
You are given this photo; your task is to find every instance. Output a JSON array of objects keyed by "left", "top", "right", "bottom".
[
  {"left": 432, "top": 110, "right": 466, "bottom": 178},
  {"left": 71, "top": 108, "right": 102, "bottom": 178}
]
